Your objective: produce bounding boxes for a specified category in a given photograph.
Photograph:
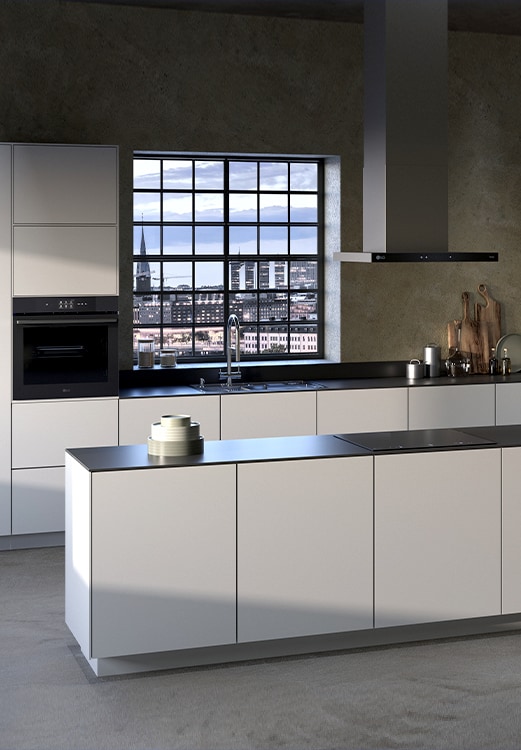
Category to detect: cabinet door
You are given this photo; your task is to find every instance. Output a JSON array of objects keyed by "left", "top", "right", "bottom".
[
  {"left": 317, "top": 388, "right": 407, "bottom": 435},
  {"left": 0, "top": 144, "right": 11, "bottom": 535},
  {"left": 374, "top": 448, "right": 501, "bottom": 628},
  {"left": 119, "top": 395, "right": 220, "bottom": 445},
  {"left": 408, "top": 384, "right": 495, "bottom": 430},
  {"left": 221, "top": 391, "right": 316, "bottom": 440},
  {"left": 90, "top": 464, "right": 236, "bottom": 658},
  {"left": 496, "top": 383, "right": 521, "bottom": 426},
  {"left": 12, "top": 467, "right": 65, "bottom": 534},
  {"left": 13, "top": 225, "right": 118, "bottom": 297},
  {"left": 237, "top": 456, "right": 373, "bottom": 642},
  {"left": 13, "top": 144, "right": 117, "bottom": 224},
  {"left": 501, "top": 447, "right": 521, "bottom": 613},
  {"left": 12, "top": 398, "right": 119, "bottom": 468}
]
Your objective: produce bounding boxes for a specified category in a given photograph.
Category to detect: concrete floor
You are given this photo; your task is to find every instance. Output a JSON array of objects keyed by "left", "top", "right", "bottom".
[{"left": 3, "top": 545, "right": 521, "bottom": 750}]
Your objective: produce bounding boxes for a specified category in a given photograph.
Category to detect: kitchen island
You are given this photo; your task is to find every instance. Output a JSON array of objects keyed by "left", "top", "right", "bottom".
[{"left": 65, "top": 427, "right": 521, "bottom": 677}]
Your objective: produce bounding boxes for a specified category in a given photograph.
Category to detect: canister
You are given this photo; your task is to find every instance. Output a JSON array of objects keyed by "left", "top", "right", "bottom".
[
  {"left": 423, "top": 343, "right": 441, "bottom": 377},
  {"left": 160, "top": 348, "right": 177, "bottom": 368},
  {"left": 406, "top": 359, "right": 424, "bottom": 379},
  {"left": 137, "top": 338, "right": 155, "bottom": 368}
]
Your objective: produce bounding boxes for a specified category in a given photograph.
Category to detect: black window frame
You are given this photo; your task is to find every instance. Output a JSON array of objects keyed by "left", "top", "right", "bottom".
[{"left": 132, "top": 153, "right": 324, "bottom": 364}]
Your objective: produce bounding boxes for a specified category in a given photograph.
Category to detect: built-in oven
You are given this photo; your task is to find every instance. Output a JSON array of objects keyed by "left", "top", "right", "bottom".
[{"left": 13, "top": 296, "right": 119, "bottom": 400}]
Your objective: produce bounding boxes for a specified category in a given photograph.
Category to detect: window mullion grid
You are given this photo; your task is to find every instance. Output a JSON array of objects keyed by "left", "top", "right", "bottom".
[
  {"left": 159, "top": 158, "right": 165, "bottom": 348},
  {"left": 224, "top": 159, "right": 231, "bottom": 326},
  {"left": 133, "top": 154, "right": 322, "bottom": 362},
  {"left": 190, "top": 159, "right": 196, "bottom": 357}
]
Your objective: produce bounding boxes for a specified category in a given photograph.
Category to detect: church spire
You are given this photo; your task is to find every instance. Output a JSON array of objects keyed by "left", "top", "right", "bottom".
[{"left": 136, "top": 215, "right": 151, "bottom": 293}]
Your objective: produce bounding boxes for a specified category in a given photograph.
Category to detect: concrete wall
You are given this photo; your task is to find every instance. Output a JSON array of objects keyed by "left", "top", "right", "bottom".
[{"left": 1, "top": 0, "right": 520, "bottom": 367}]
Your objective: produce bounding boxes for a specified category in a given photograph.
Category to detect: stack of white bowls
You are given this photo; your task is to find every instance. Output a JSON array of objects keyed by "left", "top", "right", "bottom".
[{"left": 147, "top": 414, "right": 204, "bottom": 457}]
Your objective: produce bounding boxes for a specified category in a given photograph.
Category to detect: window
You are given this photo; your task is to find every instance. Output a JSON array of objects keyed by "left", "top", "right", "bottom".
[{"left": 132, "top": 154, "right": 323, "bottom": 363}]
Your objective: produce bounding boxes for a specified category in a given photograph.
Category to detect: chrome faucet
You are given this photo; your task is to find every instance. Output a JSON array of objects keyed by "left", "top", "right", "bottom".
[{"left": 219, "top": 314, "right": 241, "bottom": 387}]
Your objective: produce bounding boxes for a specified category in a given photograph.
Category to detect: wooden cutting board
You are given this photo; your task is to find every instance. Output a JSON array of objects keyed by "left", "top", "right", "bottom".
[
  {"left": 460, "top": 291, "right": 484, "bottom": 373},
  {"left": 447, "top": 286, "right": 502, "bottom": 373},
  {"left": 475, "top": 283, "right": 501, "bottom": 359}
]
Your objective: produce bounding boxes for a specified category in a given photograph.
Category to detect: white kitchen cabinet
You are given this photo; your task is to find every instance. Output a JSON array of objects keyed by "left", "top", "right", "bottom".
[
  {"left": 13, "top": 144, "right": 117, "bottom": 225},
  {"left": 220, "top": 390, "right": 316, "bottom": 440},
  {"left": 119, "top": 395, "right": 220, "bottom": 445},
  {"left": 12, "top": 398, "right": 118, "bottom": 534},
  {"left": 12, "top": 398, "right": 119, "bottom": 469},
  {"left": 13, "top": 225, "right": 118, "bottom": 297},
  {"left": 501, "top": 447, "right": 521, "bottom": 613},
  {"left": 66, "top": 461, "right": 237, "bottom": 660},
  {"left": 495, "top": 382, "right": 521, "bottom": 425},
  {"left": 12, "top": 467, "right": 64, "bottom": 535},
  {"left": 374, "top": 448, "right": 501, "bottom": 628},
  {"left": 316, "top": 387, "right": 408, "bottom": 435},
  {"left": 408, "top": 383, "right": 495, "bottom": 430},
  {"left": 0, "top": 144, "right": 11, "bottom": 536},
  {"left": 237, "top": 456, "right": 374, "bottom": 643}
]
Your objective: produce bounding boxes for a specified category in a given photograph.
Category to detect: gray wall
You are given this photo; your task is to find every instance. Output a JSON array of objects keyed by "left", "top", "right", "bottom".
[{"left": 2, "top": 0, "right": 520, "bottom": 368}]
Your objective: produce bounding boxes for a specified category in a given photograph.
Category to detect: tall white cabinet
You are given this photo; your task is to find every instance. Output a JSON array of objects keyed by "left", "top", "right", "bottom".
[
  {"left": 1, "top": 142, "right": 119, "bottom": 545},
  {"left": 12, "top": 144, "right": 118, "bottom": 297},
  {"left": 0, "top": 145, "right": 12, "bottom": 536}
]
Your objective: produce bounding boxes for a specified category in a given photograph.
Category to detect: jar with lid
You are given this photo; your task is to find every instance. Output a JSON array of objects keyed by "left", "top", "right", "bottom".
[
  {"left": 160, "top": 348, "right": 177, "bottom": 368},
  {"left": 137, "top": 338, "right": 155, "bottom": 368}
]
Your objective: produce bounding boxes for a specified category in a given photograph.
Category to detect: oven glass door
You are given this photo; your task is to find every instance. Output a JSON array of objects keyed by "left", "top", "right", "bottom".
[{"left": 13, "top": 315, "right": 118, "bottom": 400}]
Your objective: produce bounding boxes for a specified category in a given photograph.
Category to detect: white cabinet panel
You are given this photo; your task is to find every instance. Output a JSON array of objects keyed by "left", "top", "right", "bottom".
[
  {"left": 374, "top": 449, "right": 501, "bottom": 628},
  {"left": 12, "top": 467, "right": 65, "bottom": 534},
  {"left": 408, "top": 383, "right": 495, "bottom": 430},
  {"left": 496, "top": 382, "right": 521, "bottom": 426},
  {"left": 317, "top": 387, "right": 408, "bottom": 435},
  {"left": 501, "top": 447, "right": 521, "bottom": 613},
  {"left": 237, "top": 456, "right": 373, "bottom": 643},
  {"left": 0, "top": 144, "right": 11, "bottom": 536},
  {"left": 12, "top": 398, "right": 118, "bottom": 468},
  {"left": 13, "top": 144, "right": 117, "bottom": 224},
  {"left": 221, "top": 391, "right": 316, "bottom": 440},
  {"left": 13, "top": 225, "right": 118, "bottom": 297},
  {"left": 90, "top": 464, "right": 236, "bottom": 658},
  {"left": 119, "top": 395, "right": 220, "bottom": 445}
]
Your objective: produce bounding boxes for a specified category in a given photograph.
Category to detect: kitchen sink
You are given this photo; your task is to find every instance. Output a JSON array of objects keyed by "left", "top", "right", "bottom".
[{"left": 190, "top": 380, "right": 326, "bottom": 393}]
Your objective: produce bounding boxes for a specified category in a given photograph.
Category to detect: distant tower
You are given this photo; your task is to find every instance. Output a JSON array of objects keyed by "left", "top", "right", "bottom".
[
  {"left": 230, "top": 260, "right": 242, "bottom": 290},
  {"left": 136, "top": 223, "right": 151, "bottom": 293},
  {"left": 245, "top": 261, "right": 255, "bottom": 289}
]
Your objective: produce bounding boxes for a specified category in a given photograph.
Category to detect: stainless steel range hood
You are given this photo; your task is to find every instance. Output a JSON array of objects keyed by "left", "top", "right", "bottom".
[{"left": 338, "top": 0, "right": 498, "bottom": 263}]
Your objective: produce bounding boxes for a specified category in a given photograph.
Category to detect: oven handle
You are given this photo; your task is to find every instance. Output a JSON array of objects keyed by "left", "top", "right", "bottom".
[{"left": 15, "top": 316, "right": 118, "bottom": 325}]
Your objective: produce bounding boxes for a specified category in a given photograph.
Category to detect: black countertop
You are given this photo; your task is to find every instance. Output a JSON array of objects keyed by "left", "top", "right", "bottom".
[
  {"left": 66, "top": 434, "right": 371, "bottom": 472},
  {"left": 65, "top": 426, "right": 521, "bottom": 473},
  {"left": 119, "top": 372, "right": 521, "bottom": 400}
]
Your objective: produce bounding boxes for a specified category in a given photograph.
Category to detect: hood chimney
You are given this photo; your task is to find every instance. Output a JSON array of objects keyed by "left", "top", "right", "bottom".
[{"left": 337, "top": 0, "right": 498, "bottom": 263}]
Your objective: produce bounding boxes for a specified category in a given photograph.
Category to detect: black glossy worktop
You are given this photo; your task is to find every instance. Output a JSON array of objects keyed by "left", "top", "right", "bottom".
[
  {"left": 65, "top": 425, "right": 521, "bottom": 473},
  {"left": 119, "top": 370, "right": 521, "bottom": 400},
  {"left": 66, "top": 434, "right": 371, "bottom": 472}
]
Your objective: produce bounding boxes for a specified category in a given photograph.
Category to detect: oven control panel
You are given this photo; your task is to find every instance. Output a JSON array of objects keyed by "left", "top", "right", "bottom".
[{"left": 13, "top": 296, "right": 119, "bottom": 315}]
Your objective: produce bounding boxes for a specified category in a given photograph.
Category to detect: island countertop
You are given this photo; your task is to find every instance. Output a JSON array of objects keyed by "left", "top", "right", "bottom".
[{"left": 65, "top": 425, "right": 521, "bottom": 473}]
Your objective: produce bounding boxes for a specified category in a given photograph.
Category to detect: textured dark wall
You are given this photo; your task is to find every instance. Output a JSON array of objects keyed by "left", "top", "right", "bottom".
[{"left": 1, "top": 0, "right": 520, "bottom": 367}]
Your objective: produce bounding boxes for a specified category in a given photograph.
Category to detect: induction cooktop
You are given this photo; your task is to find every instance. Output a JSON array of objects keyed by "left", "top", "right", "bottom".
[{"left": 334, "top": 429, "right": 496, "bottom": 453}]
